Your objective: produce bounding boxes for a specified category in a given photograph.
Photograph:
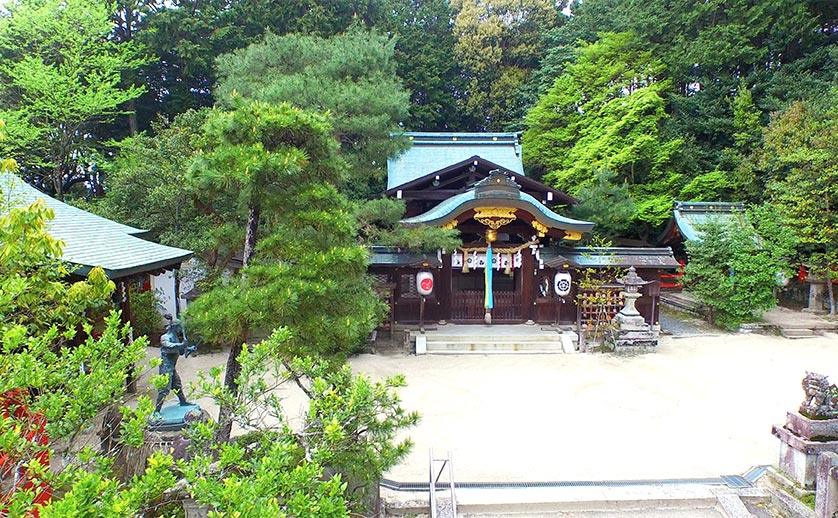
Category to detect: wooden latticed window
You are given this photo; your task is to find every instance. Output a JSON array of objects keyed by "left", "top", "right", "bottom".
[
  {"left": 399, "top": 273, "right": 420, "bottom": 299},
  {"left": 578, "top": 285, "right": 624, "bottom": 327}
]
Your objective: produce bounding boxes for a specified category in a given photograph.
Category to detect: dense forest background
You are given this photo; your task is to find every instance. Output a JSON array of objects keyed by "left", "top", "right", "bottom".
[
  {"left": 2, "top": 0, "right": 837, "bottom": 246},
  {"left": 2, "top": 2, "right": 838, "bottom": 513}
]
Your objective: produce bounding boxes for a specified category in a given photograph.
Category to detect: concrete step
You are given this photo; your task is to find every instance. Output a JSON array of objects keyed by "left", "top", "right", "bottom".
[
  {"left": 426, "top": 333, "right": 562, "bottom": 343},
  {"left": 427, "top": 340, "right": 560, "bottom": 349},
  {"left": 780, "top": 328, "right": 816, "bottom": 339}
]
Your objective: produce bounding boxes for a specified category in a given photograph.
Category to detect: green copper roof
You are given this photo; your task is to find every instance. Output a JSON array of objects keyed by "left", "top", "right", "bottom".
[
  {"left": 401, "top": 173, "right": 594, "bottom": 233},
  {"left": 2, "top": 174, "right": 192, "bottom": 279},
  {"left": 387, "top": 132, "right": 524, "bottom": 190},
  {"left": 543, "top": 247, "right": 681, "bottom": 269},
  {"left": 667, "top": 201, "right": 746, "bottom": 242}
]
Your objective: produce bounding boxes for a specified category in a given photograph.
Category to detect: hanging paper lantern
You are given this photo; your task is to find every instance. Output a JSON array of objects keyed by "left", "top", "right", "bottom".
[
  {"left": 416, "top": 270, "right": 434, "bottom": 296},
  {"left": 554, "top": 271, "right": 572, "bottom": 297}
]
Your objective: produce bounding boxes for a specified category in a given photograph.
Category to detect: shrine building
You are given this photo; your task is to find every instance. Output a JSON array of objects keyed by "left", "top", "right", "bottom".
[{"left": 369, "top": 132, "right": 681, "bottom": 328}]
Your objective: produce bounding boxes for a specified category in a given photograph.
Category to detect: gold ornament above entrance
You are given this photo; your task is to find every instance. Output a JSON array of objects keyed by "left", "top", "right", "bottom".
[
  {"left": 441, "top": 219, "right": 459, "bottom": 230},
  {"left": 564, "top": 231, "right": 583, "bottom": 241},
  {"left": 473, "top": 207, "right": 517, "bottom": 229},
  {"left": 531, "top": 220, "right": 548, "bottom": 237}
]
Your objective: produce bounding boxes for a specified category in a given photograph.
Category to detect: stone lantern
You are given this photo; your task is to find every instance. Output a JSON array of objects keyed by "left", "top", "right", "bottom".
[
  {"left": 607, "top": 266, "right": 659, "bottom": 353},
  {"left": 616, "top": 266, "right": 649, "bottom": 319}
]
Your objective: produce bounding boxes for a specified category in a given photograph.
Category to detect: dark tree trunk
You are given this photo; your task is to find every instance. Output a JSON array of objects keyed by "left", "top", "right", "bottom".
[
  {"left": 128, "top": 99, "right": 139, "bottom": 137},
  {"left": 53, "top": 170, "right": 64, "bottom": 202},
  {"left": 243, "top": 204, "right": 260, "bottom": 267},
  {"left": 215, "top": 340, "right": 243, "bottom": 444}
]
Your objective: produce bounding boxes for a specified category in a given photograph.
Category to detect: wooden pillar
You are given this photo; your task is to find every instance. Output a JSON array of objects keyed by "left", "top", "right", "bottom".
[
  {"left": 440, "top": 253, "right": 452, "bottom": 323},
  {"left": 521, "top": 247, "right": 535, "bottom": 322},
  {"left": 117, "top": 280, "right": 137, "bottom": 394},
  {"left": 393, "top": 267, "right": 401, "bottom": 326}
]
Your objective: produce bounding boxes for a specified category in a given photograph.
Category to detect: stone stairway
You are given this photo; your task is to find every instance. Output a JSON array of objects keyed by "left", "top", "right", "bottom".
[
  {"left": 418, "top": 325, "right": 578, "bottom": 354},
  {"left": 779, "top": 327, "right": 816, "bottom": 339},
  {"left": 660, "top": 291, "right": 708, "bottom": 316}
]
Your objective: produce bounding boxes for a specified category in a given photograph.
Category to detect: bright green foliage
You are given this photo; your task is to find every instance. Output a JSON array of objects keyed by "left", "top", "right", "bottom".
[
  {"left": 0, "top": 200, "right": 113, "bottom": 337},
  {"left": 214, "top": 30, "right": 410, "bottom": 198},
  {"left": 682, "top": 207, "right": 796, "bottom": 329},
  {"left": 86, "top": 110, "right": 216, "bottom": 253},
  {"left": 568, "top": 168, "right": 635, "bottom": 238},
  {"left": 762, "top": 98, "right": 838, "bottom": 314},
  {"left": 678, "top": 170, "right": 736, "bottom": 202},
  {"left": 529, "top": 0, "right": 837, "bottom": 221},
  {"left": 186, "top": 184, "right": 385, "bottom": 361},
  {"left": 731, "top": 82, "right": 763, "bottom": 153},
  {"left": 184, "top": 330, "right": 418, "bottom": 515},
  {"left": 0, "top": 120, "right": 17, "bottom": 177},
  {"left": 0, "top": 194, "right": 173, "bottom": 517},
  {"left": 298, "top": 356, "right": 418, "bottom": 510},
  {"left": 190, "top": 100, "right": 343, "bottom": 267},
  {"left": 38, "top": 451, "right": 177, "bottom": 518},
  {"left": 0, "top": 0, "right": 146, "bottom": 200},
  {"left": 524, "top": 32, "right": 682, "bottom": 232},
  {"left": 185, "top": 435, "right": 349, "bottom": 518},
  {"left": 450, "top": 0, "right": 560, "bottom": 130}
]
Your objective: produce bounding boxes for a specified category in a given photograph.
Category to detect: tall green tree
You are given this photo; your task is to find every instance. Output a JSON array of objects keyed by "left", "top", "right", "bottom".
[
  {"left": 682, "top": 205, "right": 797, "bottom": 329},
  {"left": 524, "top": 32, "right": 682, "bottom": 235},
  {"left": 190, "top": 100, "right": 343, "bottom": 268},
  {"left": 380, "top": 0, "right": 474, "bottom": 131},
  {"left": 214, "top": 29, "right": 410, "bottom": 198},
  {"left": 450, "top": 0, "right": 560, "bottom": 130},
  {"left": 186, "top": 100, "right": 384, "bottom": 440},
  {"left": 0, "top": 0, "right": 147, "bottom": 200},
  {"left": 761, "top": 97, "right": 838, "bottom": 314}
]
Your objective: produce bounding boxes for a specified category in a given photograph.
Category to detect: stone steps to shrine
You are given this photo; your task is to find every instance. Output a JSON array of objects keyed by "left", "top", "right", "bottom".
[{"left": 418, "top": 327, "right": 578, "bottom": 354}]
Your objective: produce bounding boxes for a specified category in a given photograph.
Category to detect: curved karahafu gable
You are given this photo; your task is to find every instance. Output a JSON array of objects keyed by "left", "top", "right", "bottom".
[{"left": 400, "top": 170, "right": 594, "bottom": 237}]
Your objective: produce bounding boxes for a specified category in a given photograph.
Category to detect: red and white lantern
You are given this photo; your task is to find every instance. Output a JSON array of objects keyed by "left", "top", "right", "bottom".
[{"left": 416, "top": 271, "right": 434, "bottom": 296}]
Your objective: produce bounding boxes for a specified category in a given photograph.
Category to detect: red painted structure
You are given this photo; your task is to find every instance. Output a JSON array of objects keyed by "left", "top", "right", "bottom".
[{"left": 1, "top": 390, "right": 51, "bottom": 516}]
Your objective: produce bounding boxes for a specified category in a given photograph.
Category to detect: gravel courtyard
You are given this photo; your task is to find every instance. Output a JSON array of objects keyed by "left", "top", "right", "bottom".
[
  {"left": 350, "top": 332, "right": 838, "bottom": 483},
  {"left": 152, "top": 327, "right": 838, "bottom": 485}
]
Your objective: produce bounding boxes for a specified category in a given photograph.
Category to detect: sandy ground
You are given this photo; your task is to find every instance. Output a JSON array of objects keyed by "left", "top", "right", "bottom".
[{"left": 139, "top": 331, "right": 838, "bottom": 485}]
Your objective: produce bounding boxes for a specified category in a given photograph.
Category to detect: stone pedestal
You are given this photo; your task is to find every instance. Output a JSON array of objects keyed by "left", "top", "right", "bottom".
[
  {"left": 772, "top": 412, "right": 838, "bottom": 489},
  {"left": 816, "top": 452, "right": 838, "bottom": 518},
  {"left": 608, "top": 310, "right": 660, "bottom": 354},
  {"left": 804, "top": 280, "right": 827, "bottom": 314}
]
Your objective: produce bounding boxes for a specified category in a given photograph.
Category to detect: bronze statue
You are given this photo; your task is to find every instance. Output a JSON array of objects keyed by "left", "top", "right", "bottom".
[{"left": 154, "top": 315, "right": 193, "bottom": 413}]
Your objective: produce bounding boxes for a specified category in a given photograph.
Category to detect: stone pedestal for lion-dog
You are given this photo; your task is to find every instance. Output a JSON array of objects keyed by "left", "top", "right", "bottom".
[{"left": 773, "top": 372, "right": 838, "bottom": 490}]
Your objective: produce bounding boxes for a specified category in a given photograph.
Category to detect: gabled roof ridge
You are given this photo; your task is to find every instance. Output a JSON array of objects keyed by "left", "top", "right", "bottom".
[{"left": 673, "top": 200, "right": 746, "bottom": 212}]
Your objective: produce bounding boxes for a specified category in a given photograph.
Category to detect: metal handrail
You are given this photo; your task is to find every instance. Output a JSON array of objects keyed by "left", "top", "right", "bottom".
[{"left": 429, "top": 449, "right": 457, "bottom": 518}]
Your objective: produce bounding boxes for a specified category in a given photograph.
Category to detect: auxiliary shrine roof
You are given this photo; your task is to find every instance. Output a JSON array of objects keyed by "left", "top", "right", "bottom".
[
  {"left": 659, "top": 201, "right": 747, "bottom": 244},
  {"left": 2, "top": 174, "right": 192, "bottom": 279}
]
